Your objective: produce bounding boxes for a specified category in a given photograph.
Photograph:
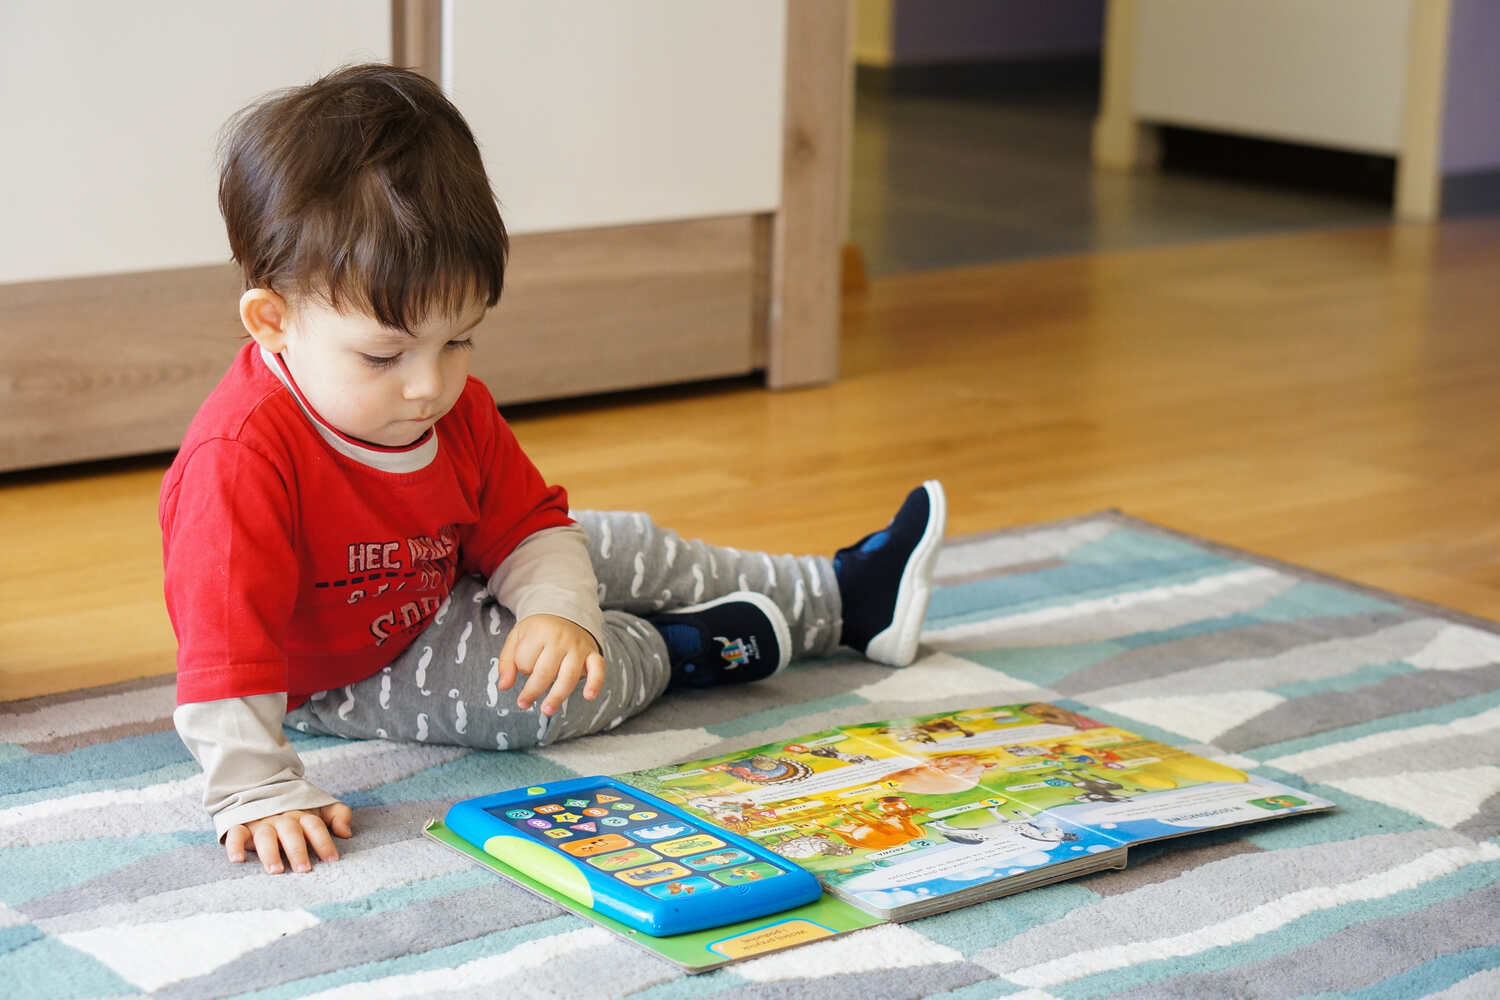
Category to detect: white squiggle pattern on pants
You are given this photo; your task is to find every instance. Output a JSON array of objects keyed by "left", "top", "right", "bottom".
[
  {"left": 631, "top": 553, "right": 646, "bottom": 597},
  {"left": 416, "top": 647, "right": 433, "bottom": 696}
]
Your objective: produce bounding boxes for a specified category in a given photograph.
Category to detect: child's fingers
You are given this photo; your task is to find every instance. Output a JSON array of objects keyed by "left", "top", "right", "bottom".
[
  {"left": 582, "top": 652, "right": 606, "bottom": 700},
  {"left": 496, "top": 629, "right": 521, "bottom": 690},
  {"left": 251, "top": 823, "right": 285, "bottom": 874},
  {"left": 299, "top": 813, "right": 341, "bottom": 864},
  {"left": 516, "top": 646, "right": 562, "bottom": 711},
  {"left": 275, "top": 815, "right": 314, "bottom": 873},
  {"left": 541, "top": 653, "right": 584, "bottom": 716},
  {"left": 225, "top": 825, "right": 251, "bottom": 863},
  {"left": 321, "top": 802, "right": 355, "bottom": 838}
]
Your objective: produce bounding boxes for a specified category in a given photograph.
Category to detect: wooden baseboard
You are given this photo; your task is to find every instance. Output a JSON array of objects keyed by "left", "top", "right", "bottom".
[{"left": 0, "top": 215, "right": 763, "bottom": 472}]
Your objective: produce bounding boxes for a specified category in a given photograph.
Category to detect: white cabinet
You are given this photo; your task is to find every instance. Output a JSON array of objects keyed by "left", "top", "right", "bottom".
[
  {"left": 0, "top": 0, "right": 846, "bottom": 471},
  {"left": 1094, "top": 0, "right": 1453, "bottom": 220},
  {"left": 445, "top": 0, "right": 785, "bottom": 234},
  {"left": 0, "top": 0, "right": 391, "bottom": 284}
]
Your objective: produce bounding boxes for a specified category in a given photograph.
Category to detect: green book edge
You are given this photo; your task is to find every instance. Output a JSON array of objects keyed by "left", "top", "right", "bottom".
[{"left": 423, "top": 819, "right": 883, "bottom": 973}]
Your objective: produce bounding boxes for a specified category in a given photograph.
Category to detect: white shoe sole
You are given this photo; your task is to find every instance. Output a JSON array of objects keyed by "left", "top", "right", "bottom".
[
  {"left": 672, "top": 590, "right": 794, "bottom": 678},
  {"left": 863, "top": 480, "right": 947, "bottom": 667}
]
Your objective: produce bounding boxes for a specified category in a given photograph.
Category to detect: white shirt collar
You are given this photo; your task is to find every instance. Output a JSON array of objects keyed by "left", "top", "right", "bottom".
[{"left": 258, "top": 346, "right": 439, "bottom": 474}]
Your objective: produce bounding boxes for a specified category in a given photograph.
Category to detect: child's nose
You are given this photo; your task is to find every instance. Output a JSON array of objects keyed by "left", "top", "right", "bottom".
[{"left": 403, "top": 364, "right": 443, "bottom": 402}]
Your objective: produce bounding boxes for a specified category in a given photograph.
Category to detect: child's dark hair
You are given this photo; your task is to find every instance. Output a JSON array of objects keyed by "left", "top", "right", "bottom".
[{"left": 218, "top": 63, "right": 507, "bottom": 332}]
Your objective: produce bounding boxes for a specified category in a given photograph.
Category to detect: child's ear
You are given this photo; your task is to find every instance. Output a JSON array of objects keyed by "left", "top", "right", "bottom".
[{"left": 239, "top": 288, "right": 290, "bottom": 352}]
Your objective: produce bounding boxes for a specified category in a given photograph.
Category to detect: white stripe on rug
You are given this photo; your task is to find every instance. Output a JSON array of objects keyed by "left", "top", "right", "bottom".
[
  {"left": 3, "top": 684, "right": 173, "bottom": 744},
  {"left": 297, "top": 926, "right": 613, "bottom": 1000},
  {"left": 851, "top": 651, "right": 1043, "bottom": 704},
  {"left": 0, "top": 741, "right": 462, "bottom": 830},
  {"left": 1323, "top": 767, "right": 1500, "bottom": 828},
  {"left": 1408, "top": 623, "right": 1500, "bottom": 671},
  {"left": 924, "top": 567, "right": 1285, "bottom": 646},
  {"left": 933, "top": 521, "right": 1116, "bottom": 579},
  {"left": 1100, "top": 691, "right": 1286, "bottom": 743},
  {"left": 534, "top": 727, "right": 721, "bottom": 775},
  {"left": 58, "top": 909, "right": 320, "bottom": 993},
  {"left": 736, "top": 923, "right": 964, "bottom": 982},
  {"left": 990, "top": 841, "right": 1500, "bottom": 989},
  {"left": 1265, "top": 705, "right": 1500, "bottom": 774}
]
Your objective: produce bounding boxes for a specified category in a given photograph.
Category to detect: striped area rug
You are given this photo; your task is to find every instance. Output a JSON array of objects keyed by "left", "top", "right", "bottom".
[{"left": 3, "top": 511, "right": 1499, "bottom": 999}]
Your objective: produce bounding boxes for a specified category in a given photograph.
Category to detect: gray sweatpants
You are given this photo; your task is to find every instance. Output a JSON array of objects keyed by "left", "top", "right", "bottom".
[{"left": 285, "top": 511, "right": 842, "bottom": 750}]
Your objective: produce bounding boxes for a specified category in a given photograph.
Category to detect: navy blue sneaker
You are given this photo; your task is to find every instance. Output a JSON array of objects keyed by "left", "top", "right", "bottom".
[
  {"left": 833, "top": 480, "right": 947, "bottom": 666},
  {"left": 647, "top": 592, "right": 792, "bottom": 689}
]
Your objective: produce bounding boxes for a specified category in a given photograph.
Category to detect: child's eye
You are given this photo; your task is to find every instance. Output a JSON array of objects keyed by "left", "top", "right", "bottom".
[
  {"left": 447, "top": 339, "right": 475, "bottom": 351},
  {"left": 360, "top": 353, "right": 400, "bottom": 368}
]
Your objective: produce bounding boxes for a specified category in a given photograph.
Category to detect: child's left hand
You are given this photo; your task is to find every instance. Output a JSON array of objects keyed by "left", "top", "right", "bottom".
[{"left": 497, "top": 614, "right": 606, "bottom": 716}]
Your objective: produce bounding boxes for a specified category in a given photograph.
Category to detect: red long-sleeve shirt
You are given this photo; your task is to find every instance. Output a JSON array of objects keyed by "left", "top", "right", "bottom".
[{"left": 161, "top": 344, "right": 573, "bottom": 708}]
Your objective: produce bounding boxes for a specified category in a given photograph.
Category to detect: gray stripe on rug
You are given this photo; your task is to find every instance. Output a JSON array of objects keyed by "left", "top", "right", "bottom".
[
  {"left": 1107, "top": 877, "right": 1500, "bottom": 1000},
  {"left": 1217, "top": 662, "right": 1500, "bottom": 753},
  {"left": 970, "top": 829, "right": 1480, "bottom": 979},
  {"left": 1055, "top": 612, "right": 1422, "bottom": 698},
  {"left": 710, "top": 962, "right": 995, "bottom": 1000},
  {"left": 150, "top": 881, "right": 561, "bottom": 1000},
  {"left": 21, "top": 800, "right": 457, "bottom": 920}
]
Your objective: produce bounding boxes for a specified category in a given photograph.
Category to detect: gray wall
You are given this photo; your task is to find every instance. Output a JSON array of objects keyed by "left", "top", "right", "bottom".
[
  {"left": 889, "top": 0, "right": 1103, "bottom": 64},
  {"left": 1441, "top": 0, "right": 1500, "bottom": 174}
]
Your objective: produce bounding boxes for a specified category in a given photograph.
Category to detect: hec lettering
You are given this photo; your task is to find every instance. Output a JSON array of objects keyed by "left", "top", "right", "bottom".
[{"left": 348, "top": 540, "right": 403, "bottom": 574}]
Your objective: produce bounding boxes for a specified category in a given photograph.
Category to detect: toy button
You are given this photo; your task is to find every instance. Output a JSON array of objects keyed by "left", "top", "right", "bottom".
[{"left": 526, "top": 786, "right": 546, "bottom": 795}]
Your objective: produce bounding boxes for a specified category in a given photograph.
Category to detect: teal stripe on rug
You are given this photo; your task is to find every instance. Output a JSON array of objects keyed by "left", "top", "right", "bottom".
[
  {"left": 1250, "top": 580, "right": 1406, "bottom": 622},
  {"left": 928, "top": 555, "right": 1242, "bottom": 628},
  {"left": 1065, "top": 528, "right": 1228, "bottom": 565},
  {"left": 916, "top": 883, "right": 1103, "bottom": 958},
  {"left": 623, "top": 970, "right": 748, "bottom": 999},
  {"left": 1, "top": 935, "right": 139, "bottom": 999},
  {"left": 0, "top": 758, "right": 203, "bottom": 811},
  {"left": 1269, "top": 661, "right": 1416, "bottom": 699},
  {"left": 962, "top": 643, "right": 1130, "bottom": 690},
  {"left": 1329, "top": 943, "right": 1500, "bottom": 1000},
  {"left": 0, "top": 731, "right": 194, "bottom": 796},
  {"left": 0, "top": 832, "right": 208, "bottom": 906},
  {"left": 0, "top": 923, "right": 41, "bottom": 957}
]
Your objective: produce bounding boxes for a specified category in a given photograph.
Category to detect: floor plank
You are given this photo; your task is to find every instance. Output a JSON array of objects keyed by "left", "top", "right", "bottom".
[{"left": 4, "top": 219, "right": 1499, "bottom": 701}]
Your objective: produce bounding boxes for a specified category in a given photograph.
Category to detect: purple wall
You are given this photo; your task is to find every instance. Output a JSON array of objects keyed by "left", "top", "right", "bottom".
[
  {"left": 890, "top": 0, "right": 1103, "bottom": 65},
  {"left": 1441, "top": 0, "right": 1500, "bottom": 174}
]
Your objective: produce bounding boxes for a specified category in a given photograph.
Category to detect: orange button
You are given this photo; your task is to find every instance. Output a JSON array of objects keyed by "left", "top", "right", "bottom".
[{"left": 559, "top": 834, "right": 633, "bottom": 858}]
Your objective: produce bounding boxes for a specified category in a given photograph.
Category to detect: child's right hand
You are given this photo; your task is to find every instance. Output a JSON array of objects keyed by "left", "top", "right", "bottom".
[{"left": 225, "top": 802, "right": 354, "bottom": 874}]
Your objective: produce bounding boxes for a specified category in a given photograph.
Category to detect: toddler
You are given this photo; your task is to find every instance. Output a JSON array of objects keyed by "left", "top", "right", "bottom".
[{"left": 161, "top": 64, "right": 947, "bottom": 875}]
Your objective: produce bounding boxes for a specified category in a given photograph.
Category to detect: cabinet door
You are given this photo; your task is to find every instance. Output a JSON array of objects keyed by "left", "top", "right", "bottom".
[
  {"left": 0, "top": 0, "right": 390, "bottom": 285},
  {"left": 1132, "top": 0, "right": 1412, "bottom": 154},
  {"left": 444, "top": 0, "right": 786, "bottom": 234}
]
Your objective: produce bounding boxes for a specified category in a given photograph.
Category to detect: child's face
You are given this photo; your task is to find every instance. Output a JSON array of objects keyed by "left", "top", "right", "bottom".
[{"left": 276, "top": 298, "right": 485, "bottom": 447}]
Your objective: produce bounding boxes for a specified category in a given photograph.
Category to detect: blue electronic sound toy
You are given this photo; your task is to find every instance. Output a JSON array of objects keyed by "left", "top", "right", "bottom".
[{"left": 443, "top": 776, "right": 823, "bottom": 937}]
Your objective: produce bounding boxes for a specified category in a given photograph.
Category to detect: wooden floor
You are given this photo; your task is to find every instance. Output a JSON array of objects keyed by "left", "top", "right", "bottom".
[{"left": 5, "top": 218, "right": 1500, "bottom": 701}]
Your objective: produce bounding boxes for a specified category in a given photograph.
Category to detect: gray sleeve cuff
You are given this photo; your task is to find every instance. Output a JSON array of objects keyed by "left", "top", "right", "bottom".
[{"left": 486, "top": 524, "right": 606, "bottom": 649}]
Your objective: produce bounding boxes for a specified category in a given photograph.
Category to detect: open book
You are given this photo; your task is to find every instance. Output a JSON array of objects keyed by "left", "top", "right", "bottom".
[{"left": 620, "top": 702, "right": 1333, "bottom": 920}]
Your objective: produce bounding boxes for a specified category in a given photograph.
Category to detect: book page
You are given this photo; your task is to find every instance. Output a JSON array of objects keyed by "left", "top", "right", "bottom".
[{"left": 623, "top": 714, "right": 1125, "bottom": 917}]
